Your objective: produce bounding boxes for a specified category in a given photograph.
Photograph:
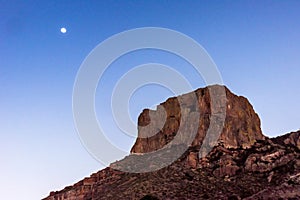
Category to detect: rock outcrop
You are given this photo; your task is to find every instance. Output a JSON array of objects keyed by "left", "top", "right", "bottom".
[
  {"left": 44, "top": 85, "right": 300, "bottom": 200},
  {"left": 131, "top": 85, "right": 264, "bottom": 154}
]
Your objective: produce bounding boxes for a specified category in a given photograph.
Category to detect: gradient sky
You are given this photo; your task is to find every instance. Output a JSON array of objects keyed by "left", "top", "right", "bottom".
[{"left": 1, "top": 1, "right": 300, "bottom": 199}]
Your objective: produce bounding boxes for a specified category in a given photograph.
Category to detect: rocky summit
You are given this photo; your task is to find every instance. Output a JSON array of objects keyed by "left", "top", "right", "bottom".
[{"left": 44, "top": 85, "right": 300, "bottom": 200}]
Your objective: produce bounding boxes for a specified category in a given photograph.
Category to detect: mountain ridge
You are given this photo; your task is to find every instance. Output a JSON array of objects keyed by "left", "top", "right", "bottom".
[{"left": 44, "top": 85, "right": 300, "bottom": 200}]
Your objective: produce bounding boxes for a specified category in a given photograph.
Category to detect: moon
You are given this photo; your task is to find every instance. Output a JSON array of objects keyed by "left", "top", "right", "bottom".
[{"left": 60, "top": 27, "right": 67, "bottom": 33}]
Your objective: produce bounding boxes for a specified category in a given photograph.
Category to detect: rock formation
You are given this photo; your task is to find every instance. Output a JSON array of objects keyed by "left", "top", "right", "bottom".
[{"left": 44, "top": 85, "right": 300, "bottom": 200}]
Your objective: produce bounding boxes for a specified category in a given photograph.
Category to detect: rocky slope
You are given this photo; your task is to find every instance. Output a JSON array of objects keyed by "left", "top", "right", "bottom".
[{"left": 44, "top": 85, "right": 300, "bottom": 200}]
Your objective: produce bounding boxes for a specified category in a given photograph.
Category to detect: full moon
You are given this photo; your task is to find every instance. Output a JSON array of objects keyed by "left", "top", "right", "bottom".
[{"left": 60, "top": 27, "right": 67, "bottom": 33}]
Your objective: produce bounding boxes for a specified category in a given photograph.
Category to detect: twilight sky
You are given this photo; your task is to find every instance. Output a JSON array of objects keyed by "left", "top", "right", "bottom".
[{"left": 1, "top": 1, "right": 300, "bottom": 199}]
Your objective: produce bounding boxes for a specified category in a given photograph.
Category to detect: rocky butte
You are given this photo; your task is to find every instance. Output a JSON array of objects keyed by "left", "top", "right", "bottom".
[{"left": 44, "top": 85, "right": 300, "bottom": 200}]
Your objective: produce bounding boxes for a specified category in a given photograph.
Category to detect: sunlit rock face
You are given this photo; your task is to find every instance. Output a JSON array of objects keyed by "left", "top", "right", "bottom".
[
  {"left": 44, "top": 85, "right": 300, "bottom": 200},
  {"left": 131, "top": 85, "right": 264, "bottom": 154}
]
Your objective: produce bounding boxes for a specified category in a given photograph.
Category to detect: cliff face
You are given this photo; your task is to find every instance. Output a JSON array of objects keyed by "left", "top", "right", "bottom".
[
  {"left": 44, "top": 85, "right": 300, "bottom": 200},
  {"left": 131, "top": 85, "right": 264, "bottom": 155}
]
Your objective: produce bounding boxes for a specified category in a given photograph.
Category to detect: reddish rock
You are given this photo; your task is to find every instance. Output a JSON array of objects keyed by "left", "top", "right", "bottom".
[
  {"left": 131, "top": 85, "right": 264, "bottom": 155},
  {"left": 186, "top": 152, "right": 198, "bottom": 168},
  {"left": 44, "top": 85, "right": 300, "bottom": 200},
  {"left": 272, "top": 131, "right": 300, "bottom": 149}
]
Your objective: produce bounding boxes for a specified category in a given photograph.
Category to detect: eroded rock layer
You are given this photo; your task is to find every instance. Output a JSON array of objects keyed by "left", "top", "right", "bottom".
[
  {"left": 44, "top": 85, "right": 300, "bottom": 200},
  {"left": 131, "top": 85, "right": 264, "bottom": 154}
]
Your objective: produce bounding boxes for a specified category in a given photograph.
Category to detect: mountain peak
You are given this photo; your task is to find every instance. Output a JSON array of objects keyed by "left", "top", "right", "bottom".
[
  {"left": 131, "top": 85, "right": 264, "bottom": 155},
  {"left": 44, "top": 85, "right": 300, "bottom": 200}
]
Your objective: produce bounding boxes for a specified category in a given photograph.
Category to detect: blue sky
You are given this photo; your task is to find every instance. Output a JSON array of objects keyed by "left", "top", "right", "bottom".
[{"left": 1, "top": 1, "right": 300, "bottom": 199}]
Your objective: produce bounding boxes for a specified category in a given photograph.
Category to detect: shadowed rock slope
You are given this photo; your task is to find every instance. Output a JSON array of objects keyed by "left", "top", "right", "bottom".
[{"left": 44, "top": 85, "right": 300, "bottom": 200}]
